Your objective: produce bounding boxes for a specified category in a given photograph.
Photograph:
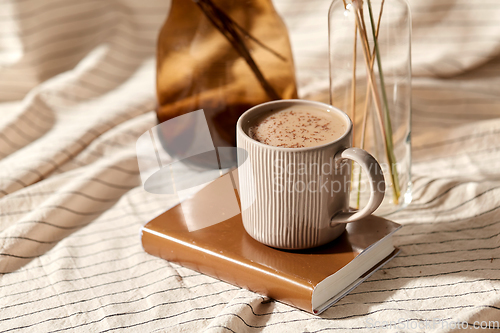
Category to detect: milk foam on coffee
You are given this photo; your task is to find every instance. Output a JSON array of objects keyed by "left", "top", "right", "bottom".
[{"left": 248, "top": 106, "right": 346, "bottom": 148}]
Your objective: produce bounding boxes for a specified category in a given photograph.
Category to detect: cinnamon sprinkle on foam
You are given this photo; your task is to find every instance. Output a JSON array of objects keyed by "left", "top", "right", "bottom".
[{"left": 248, "top": 107, "right": 346, "bottom": 148}]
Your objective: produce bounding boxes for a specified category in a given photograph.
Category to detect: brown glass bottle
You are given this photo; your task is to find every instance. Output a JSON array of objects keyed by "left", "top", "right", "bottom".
[{"left": 156, "top": 0, "right": 298, "bottom": 155}]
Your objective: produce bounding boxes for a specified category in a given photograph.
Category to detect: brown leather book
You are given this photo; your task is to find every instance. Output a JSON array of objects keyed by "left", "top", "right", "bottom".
[{"left": 141, "top": 171, "right": 401, "bottom": 315}]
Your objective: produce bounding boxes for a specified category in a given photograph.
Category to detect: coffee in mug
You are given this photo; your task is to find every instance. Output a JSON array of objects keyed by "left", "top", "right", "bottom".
[
  {"left": 248, "top": 106, "right": 347, "bottom": 148},
  {"left": 237, "top": 100, "right": 385, "bottom": 249}
]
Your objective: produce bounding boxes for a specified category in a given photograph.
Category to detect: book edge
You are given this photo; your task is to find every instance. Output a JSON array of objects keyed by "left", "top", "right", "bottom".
[
  {"left": 312, "top": 247, "right": 401, "bottom": 315},
  {"left": 310, "top": 224, "right": 402, "bottom": 313}
]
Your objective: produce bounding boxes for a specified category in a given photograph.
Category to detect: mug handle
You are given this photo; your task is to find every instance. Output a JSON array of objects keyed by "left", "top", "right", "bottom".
[{"left": 330, "top": 147, "right": 385, "bottom": 224}]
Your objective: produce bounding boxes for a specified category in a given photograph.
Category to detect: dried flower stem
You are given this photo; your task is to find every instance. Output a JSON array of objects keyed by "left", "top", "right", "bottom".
[
  {"left": 194, "top": 0, "right": 280, "bottom": 100},
  {"left": 351, "top": 24, "right": 358, "bottom": 144},
  {"left": 366, "top": 0, "right": 400, "bottom": 203},
  {"left": 341, "top": 0, "right": 358, "bottom": 188},
  {"left": 351, "top": 2, "right": 387, "bottom": 151},
  {"left": 350, "top": 24, "right": 358, "bottom": 188},
  {"left": 352, "top": 0, "right": 400, "bottom": 205},
  {"left": 356, "top": 0, "right": 384, "bottom": 208},
  {"left": 232, "top": 21, "right": 287, "bottom": 61},
  {"left": 360, "top": 0, "right": 384, "bottom": 149}
]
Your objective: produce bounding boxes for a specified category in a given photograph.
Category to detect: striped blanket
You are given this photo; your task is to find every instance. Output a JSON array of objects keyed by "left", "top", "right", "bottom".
[{"left": 0, "top": 0, "right": 499, "bottom": 331}]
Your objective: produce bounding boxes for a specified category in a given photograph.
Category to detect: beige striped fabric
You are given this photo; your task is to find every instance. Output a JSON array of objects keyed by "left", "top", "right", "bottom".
[{"left": 1, "top": 0, "right": 500, "bottom": 332}]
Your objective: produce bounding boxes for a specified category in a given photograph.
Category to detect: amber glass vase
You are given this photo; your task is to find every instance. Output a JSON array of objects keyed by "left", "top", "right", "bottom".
[{"left": 156, "top": 0, "right": 297, "bottom": 164}]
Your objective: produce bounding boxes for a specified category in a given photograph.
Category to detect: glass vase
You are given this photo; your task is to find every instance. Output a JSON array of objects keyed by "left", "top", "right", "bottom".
[
  {"left": 156, "top": 0, "right": 298, "bottom": 167},
  {"left": 328, "top": 0, "right": 412, "bottom": 215}
]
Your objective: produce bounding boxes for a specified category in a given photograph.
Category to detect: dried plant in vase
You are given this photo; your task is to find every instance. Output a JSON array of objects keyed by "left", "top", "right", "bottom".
[
  {"left": 156, "top": 0, "right": 298, "bottom": 166},
  {"left": 329, "top": 0, "right": 412, "bottom": 214}
]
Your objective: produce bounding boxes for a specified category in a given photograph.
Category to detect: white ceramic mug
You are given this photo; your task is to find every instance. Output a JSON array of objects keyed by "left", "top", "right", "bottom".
[{"left": 236, "top": 100, "right": 385, "bottom": 249}]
